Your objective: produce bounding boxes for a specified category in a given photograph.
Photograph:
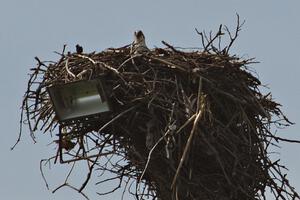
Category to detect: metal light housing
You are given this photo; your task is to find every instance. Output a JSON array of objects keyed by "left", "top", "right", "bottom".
[{"left": 47, "top": 78, "right": 111, "bottom": 123}]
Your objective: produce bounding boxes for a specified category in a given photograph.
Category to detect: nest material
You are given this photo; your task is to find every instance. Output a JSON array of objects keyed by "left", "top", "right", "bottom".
[{"left": 19, "top": 28, "right": 299, "bottom": 199}]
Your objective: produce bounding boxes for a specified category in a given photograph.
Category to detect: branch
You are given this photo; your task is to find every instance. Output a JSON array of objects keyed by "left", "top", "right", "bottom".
[{"left": 224, "top": 13, "right": 245, "bottom": 54}]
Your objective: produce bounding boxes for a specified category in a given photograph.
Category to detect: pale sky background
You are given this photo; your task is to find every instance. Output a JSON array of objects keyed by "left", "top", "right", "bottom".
[{"left": 1, "top": 1, "right": 300, "bottom": 199}]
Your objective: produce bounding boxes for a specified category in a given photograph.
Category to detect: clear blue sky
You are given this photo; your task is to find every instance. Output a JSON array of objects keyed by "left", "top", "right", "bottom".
[{"left": 1, "top": 0, "right": 299, "bottom": 199}]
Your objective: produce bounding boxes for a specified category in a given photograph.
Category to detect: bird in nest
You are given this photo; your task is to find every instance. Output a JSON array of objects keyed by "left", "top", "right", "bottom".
[
  {"left": 130, "top": 30, "right": 149, "bottom": 54},
  {"left": 76, "top": 44, "right": 83, "bottom": 54}
]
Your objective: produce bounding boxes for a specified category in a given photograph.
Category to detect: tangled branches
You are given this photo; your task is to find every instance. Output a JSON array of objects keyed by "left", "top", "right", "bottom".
[{"left": 18, "top": 17, "right": 299, "bottom": 200}]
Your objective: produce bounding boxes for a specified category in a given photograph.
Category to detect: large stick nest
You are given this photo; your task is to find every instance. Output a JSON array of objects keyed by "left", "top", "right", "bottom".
[{"left": 18, "top": 22, "right": 299, "bottom": 200}]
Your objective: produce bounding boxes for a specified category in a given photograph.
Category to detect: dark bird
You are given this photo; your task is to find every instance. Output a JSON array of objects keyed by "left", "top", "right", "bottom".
[{"left": 76, "top": 44, "right": 83, "bottom": 54}]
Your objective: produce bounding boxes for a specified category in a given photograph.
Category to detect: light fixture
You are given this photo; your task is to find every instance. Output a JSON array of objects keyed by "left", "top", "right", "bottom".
[{"left": 47, "top": 78, "right": 111, "bottom": 123}]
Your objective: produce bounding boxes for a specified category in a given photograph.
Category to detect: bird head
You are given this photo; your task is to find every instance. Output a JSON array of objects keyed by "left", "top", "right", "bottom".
[{"left": 134, "top": 30, "right": 145, "bottom": 44}]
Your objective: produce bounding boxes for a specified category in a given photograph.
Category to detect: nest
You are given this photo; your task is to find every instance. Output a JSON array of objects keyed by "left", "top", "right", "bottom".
[{"left": 18, "top": 23, "right": 299, "bottom": 200}]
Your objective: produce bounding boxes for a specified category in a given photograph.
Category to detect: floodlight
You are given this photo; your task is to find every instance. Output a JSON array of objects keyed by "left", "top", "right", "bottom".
[{"left": 47, "top": 78, "right": 110, "bottom": 123}]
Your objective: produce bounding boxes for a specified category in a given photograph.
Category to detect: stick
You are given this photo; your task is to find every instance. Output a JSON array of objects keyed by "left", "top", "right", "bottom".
[
  {"left": 97, "top": 106, "right": 137, "bottom": 133},
  {"left": 65, "top": 58, "right": 76, "bottom": 78},
  {"left": 171, "top": 77, "right": 203, "bottom": 189}
]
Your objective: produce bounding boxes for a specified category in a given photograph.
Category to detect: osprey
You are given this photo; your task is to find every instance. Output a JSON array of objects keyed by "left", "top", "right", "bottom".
[{"left": 131, "top": 30, "right": 149, "bottom": 54}]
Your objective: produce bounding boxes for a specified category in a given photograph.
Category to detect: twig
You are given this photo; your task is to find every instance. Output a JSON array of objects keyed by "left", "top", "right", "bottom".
[
  {"left": 40, "top": 159, "right": 50, "bottom": 190},
  {"left": 149, "top": 56, "right": 186, "bottom": 71},
  {"left": 97, "top": 106, "right": 138, "bottom": 133},
  {"left": 197, "top": 25, "right": 223, "bottom": 52},
  {"left": 79, "top": 137, "right": 110, "bottom": 192},
  {"left": 171, "top": 105, "right": 204, "bottom": 189},
  {"left": 76, "top": 54, "right": 120, "bottom": 75},
  {"left": 175, "top": 114, "right": 196, "bottom": 135},
  {"left": 161, "top": 40, "right": 184, "bottom": 54},
  {"left": 11, "top": 100, "right": 25, "bottom": 150},
  {"left": 224, "top": 13, "right": 245, "bottom": 54},
  {"left": 269, "top": 136, "right": 300, "bottom": 144},
  {"left": 171, "top": 78, "right": 203, "bottom": 189},
  {"left": 139, "top": 128, "right": 170, "bottom": 184},
  {"left": 64, "top": 58, "right": 76, "bottom": 78},
  {"left": 53, "top": 183, "right": 90, "bottom": 200},
  {"left": 117, "top": 54, "right": 143, "bottom": 70}
]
